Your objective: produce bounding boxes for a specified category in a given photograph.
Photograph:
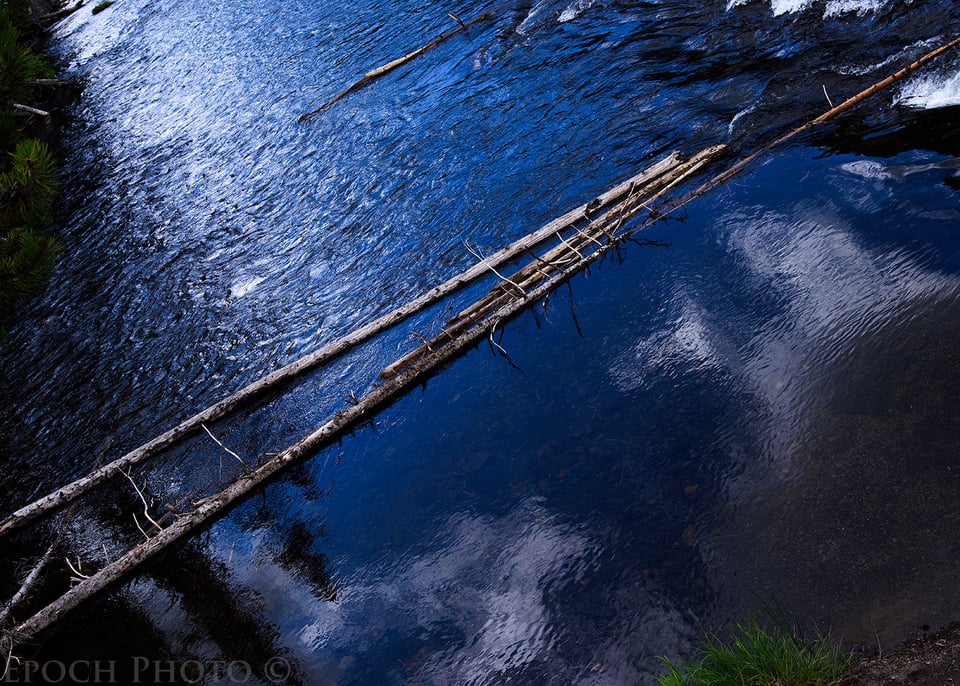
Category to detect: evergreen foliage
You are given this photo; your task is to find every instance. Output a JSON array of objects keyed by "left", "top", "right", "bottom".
[
  {"left": 0, "top": 137, "right": 58, "bottom": 227},
  {"left": 0, "top": 226, "right": 59, "bottom": 313},
  {"left": 0, "top": 1, "right": 61, "bottom": 326},
  {"left": 0, "top": 4, "right": 54, "bottom": 103}
]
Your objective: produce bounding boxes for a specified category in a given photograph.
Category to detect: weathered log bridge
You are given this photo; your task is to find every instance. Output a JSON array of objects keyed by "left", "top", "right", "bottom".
[
  {"left": 0, "top": 144, "right": 727, "bottom": 653},
  {"left": 2, "top": 22, "right": 959, "bottom": 659}
]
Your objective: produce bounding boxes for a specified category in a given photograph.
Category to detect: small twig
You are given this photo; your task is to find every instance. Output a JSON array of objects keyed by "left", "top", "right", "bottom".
[
  {"left": 119, "top": 470, "right": 162, "bottom": 534},
  {"left": 464, "top": 240, "right": 526, "bottom": 296},
  {"left": 822, "top": 84, "right": 835, "bottom": 108},
  {"left": 201, "top": 424, "right": 250, "bottom": 471},
  {"left": 64, "top": 556, "right": 90, "bottom": 582},
  {"left": 447, "top": 11, "right": 466, "bottom": 28},
  {"left": 2, "top": 644, "right": 19, "bottom": 682},
  {"left": 488, "top": 321, "right": 524, "bottom": 373},
  {"left": 409, "top": 331, "right": 434, "bottom": 351},
  {"left": 132, "top": 514, "right": 151, "bottom": 541},
  {"left": 489, "top": 321, "right": 508, "bottom": 357},
  {"left": 554, "top": 231, "right": 584, "bottom": 261},
  {"left": 572, "top": 224, "right": 605, "bottom": 248}
]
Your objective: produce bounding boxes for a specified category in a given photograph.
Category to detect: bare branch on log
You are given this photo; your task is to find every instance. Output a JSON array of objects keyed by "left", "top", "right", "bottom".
[
  {"left": 464, "top": 240, "right": 526, "bottom": 296},
  {"left": 201, "top": 424, "right": 250, "bottom": 472},
  {"left": 64, "top": 556, "right": 90, "bottom": 583},
  {"left": 120, "top": 470, "right": 161, "bottom": 537},
  {"left": 554, "top": 231, "right": 584, "bottom": 260}
]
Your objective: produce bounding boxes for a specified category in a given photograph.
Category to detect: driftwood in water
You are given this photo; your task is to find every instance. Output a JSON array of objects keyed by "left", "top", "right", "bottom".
[
  {"left": 3, "top": 147, "right": 726, "bottom": 652},
  {"left": 0, "top": 154, "right": 684, "bottom": 540},
  {"left": 690, "top": 33, "right": 960, "bottom": 200},
  {"left": 0, "top": 544, "right": 55, "bottom": 631},
  {"left": 381, "top": 146, "right": 727, "bottom": 378},
  {"left": 39, "top": 1, "right": 82, "bottom": 25},
  {"left": 298, "top": 12, "right": 494, "bottom": 122}
]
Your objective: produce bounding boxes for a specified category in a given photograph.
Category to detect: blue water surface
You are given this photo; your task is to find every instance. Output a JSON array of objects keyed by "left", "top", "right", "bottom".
[{"left": 2, "top": 0, "right": 960, "bottom": 683}]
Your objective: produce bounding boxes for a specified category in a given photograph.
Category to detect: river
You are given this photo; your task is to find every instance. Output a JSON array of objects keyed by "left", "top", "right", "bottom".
[{"left": 2, "top": 0, "right": 960, "bottom": 683}]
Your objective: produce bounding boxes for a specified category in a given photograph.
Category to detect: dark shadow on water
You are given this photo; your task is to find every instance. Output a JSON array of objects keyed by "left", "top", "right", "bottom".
[
  {"left": 712, "top": 297, "right": 960, "bottom": 648},
  {"left": 817, "top": 105, "right": 960, "bottom": 159}
]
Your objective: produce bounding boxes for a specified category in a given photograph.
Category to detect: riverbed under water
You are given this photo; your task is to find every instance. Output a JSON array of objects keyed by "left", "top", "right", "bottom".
[{"left": 2, "top": 0, "right": 960, "bottom": 683}]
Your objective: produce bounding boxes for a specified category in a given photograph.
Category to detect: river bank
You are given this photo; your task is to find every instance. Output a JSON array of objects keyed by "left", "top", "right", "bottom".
[{"left": 844, "top": 623, "right": 960, "bottom": 685}]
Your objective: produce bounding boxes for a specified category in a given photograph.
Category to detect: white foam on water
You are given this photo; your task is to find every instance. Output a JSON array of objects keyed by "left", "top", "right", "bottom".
[
  {"left": 726, "top": 0, "right": 814, "bottom": 15},
  {"left": 229, "top": 275, "right": 265, "bottom": 298},
  {"left": 840, "top": 159, "right": 890, "bottom": 180},
  {"left": 898, "top": 70, "right": 960, "bottom": 109},
  {"left": 771, "top": 0, "right": 813, "bottom": 14},
  {"left": 824, "top": 0, "right": 888, "bottom": 16},
  {"left": 727, "top": 0, "right": 891, "bottom": 17},
  {"left": 558, "top": 0, "right": 595, "bottom": 23},
  {"left": 516, "top": 0, "right": 550, "bottom": 35},
  {"left": 728, "top": 103, "right": 757, "bottom": 136}
]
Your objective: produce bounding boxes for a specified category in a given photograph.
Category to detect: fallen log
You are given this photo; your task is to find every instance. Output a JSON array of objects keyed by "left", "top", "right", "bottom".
[
  {"left": 298, "top": 11, "right": 494, "bottom": 122},
  {"left": 689, "top": 33, "right": 960, "bottom": 200},
  {"left": 381, "top": 145, "right": 728, "bottom": 378},
  {"left": 0, "top": 152, "right": 684, "bottom": 539},
  {"left": 3, "top": 147, "right": 724, "bottom": 652},
  {"left": 0, "top": 544, "right": 55, "bottom": 631},
  {"left": 12, "top": 103, "right": 50, "bottom": 118}
]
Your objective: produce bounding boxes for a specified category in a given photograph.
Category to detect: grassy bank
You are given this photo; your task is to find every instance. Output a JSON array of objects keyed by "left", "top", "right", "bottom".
[
  {"left": 0, "top": 0, "right": 62, "bottom": 332},
  {"left": 655, "top": 621, "right": 849, "bottom": 686}
]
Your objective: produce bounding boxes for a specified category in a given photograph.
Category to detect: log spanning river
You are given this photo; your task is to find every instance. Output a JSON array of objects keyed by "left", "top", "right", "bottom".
[{"left": 2, "top": 0, "right": 960, "bottom": 682}]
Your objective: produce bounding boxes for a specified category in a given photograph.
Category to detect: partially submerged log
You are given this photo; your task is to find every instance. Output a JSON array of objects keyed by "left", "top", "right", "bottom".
[
  {"left": 0, "top": 152, "right": 685, "bottom": 539},
  {"left": 8, "top": 30, "right": 960, "bottom": 649},
  {"left": 0, "top": 544, "right": 55, "bottom": 630},
  {"left": 299, "top": 11, "right": 494, "bottom": 122},
  {"left": 689, "top": 33, "right": 960, "bottom": 200},
  {"left": 4, "top": 146, "right": 727, "bottom": 651},
  {"left": 381, "top": 145, "right": 727, "bottom": 377}
]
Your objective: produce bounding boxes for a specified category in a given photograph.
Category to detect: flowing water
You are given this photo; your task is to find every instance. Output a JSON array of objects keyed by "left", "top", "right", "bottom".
[{"left": 2, "top": 0, "right": 960, "bottom": 682}]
